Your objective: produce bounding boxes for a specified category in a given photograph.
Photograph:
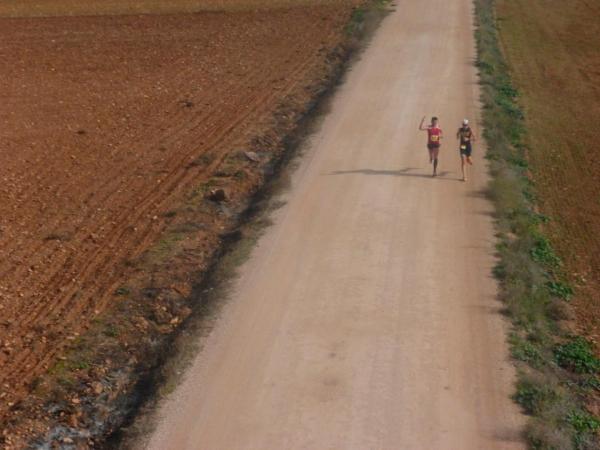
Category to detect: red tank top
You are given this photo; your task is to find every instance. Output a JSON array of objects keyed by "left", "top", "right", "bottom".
[{"left": 427, "top": 127, "right": 442, "bottom": 145}]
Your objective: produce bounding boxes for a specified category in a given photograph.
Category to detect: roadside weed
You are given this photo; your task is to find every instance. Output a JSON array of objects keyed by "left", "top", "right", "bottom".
[
  {"left": 530, "top": 234, "right": 562, "bottom": 268},
  {"left": 554, "top": 337, "right": 600, "bottom": 375},
  {"left": 546, "top": 281, "right": 574, "bottom": 301}
]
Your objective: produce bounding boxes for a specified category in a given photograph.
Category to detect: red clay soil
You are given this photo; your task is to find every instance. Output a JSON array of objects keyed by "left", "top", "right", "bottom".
[{"left": 0, "top": 5, "right": 359, "bottom": 444}]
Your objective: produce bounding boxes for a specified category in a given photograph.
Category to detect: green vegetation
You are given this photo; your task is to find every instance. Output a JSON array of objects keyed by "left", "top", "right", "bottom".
[
  {"left": 48, "top": 355, "right": 92, "bottom": 387},
  {"left": 144, "top": 232, "right": 186, "bottom": 265},
  {"left": 114, "top": 286, "right": 131, "bottom": 296},
  {"left": 345, "top": 0, "right": 390, "bottom": 35},
  {"left": 510, "top": 333, "right": 543, "bottom": 367},
  {"left": 568, "top": 411, "right": 600, "bottom": 450},
  {"left": 515, "top": 375, "right": 559, "bottom": 415},
  {"left": 530, "top": 233, "right": 562, "bottom": 268},
  {"left": 555, "top": 338, "right": 600, "bottom": 375},
  {"left": 345, "top": 6, "right": 365, "bottom": 34},
  {"left": 475, "top": 0, "right": 600, "bottom": 448},
  {"left": 103, "top": 323, "right": 120, "bottom": 338},
  {"left": 569, "top": 411, "right": 600, "bottom": 435},
  {"left": 546, "top": 281, "right": 574, "bottom": 301}
]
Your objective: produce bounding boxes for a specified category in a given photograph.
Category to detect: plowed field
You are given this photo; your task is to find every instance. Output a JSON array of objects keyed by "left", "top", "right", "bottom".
[
  {"left": 0, "top": 5, "right": 359, "bottom": 443},
  {"left": 497, "top": 0, "right": 600, "bottom": 341},
  {"left": 0, "top": 0, "right": 357, "bottom": 17}
]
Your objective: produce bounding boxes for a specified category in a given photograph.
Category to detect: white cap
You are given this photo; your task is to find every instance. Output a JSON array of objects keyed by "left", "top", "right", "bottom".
[{"left": 463, "top": 118, "right": 469, "bottom": 125}]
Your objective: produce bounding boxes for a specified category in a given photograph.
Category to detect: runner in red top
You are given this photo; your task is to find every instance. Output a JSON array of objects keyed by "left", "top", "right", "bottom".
[{"left": 419, "top": 116, "right": 443, "bottom": 177}]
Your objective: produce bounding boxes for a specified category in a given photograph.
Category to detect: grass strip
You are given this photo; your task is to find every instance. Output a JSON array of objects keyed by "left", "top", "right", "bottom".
[{"left": 474, "top": 0, "right": 600, "bottom": 448}]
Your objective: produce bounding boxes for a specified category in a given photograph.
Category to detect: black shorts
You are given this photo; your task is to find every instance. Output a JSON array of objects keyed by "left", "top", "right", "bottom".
[
  {"left": 427, "top": 143, "right": 440, "bottom": 150},
  {"left": 459, "top": 142, "right": 472, "bottom": 157}
]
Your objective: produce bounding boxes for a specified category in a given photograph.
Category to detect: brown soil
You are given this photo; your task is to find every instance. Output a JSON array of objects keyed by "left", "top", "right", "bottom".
[
  {"left": 0, "top": 0, "right": 358, "bottom": 18},
  {"left": 497, "top": 0, "right": 600, "bottom": 342},
  {"left": 0, "top": 4, "right": 361, "bottom": 447}
]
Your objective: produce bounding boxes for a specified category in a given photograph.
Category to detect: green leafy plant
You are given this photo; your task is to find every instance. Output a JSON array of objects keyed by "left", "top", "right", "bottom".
[
  {"left": 546, "top": 280, "right": 574, "bottom": 301},
  {"left": 530, "top": 234, "right": 562, "bottom": 268},
  {"left": 568, "top": 411, "right": 600, "bottom": 449},
  {"left": 554, "top": 337, "right": 600, "bottom": 374}
]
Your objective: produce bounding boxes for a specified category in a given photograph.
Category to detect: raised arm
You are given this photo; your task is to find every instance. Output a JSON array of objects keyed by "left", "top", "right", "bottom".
[{"left": 419, "top": 116, "right": 427, "bottom": 131}]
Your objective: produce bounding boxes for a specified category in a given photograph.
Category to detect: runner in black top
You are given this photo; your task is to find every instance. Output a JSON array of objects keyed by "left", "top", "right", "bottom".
[{"left": 456, "top": 119, "right": 477, "bottom": 181}]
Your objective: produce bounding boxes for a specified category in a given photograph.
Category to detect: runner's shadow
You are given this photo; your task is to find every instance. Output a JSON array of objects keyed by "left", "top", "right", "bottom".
[{"left": 330, "top": 167, "right": 454, "bottom": 180}]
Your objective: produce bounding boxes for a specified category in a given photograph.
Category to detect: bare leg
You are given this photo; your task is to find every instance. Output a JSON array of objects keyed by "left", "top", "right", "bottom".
[
  {"left": 433, "top": 158, "right": 438, "bottom": 176},
  {"left": 461, "top": 155, "right": 467, "bottom": 181}
]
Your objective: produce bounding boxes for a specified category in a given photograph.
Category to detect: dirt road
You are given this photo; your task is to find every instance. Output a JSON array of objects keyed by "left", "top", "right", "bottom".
[{"left": 142, "top": 1, "right": 525, "bottom": 448}]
